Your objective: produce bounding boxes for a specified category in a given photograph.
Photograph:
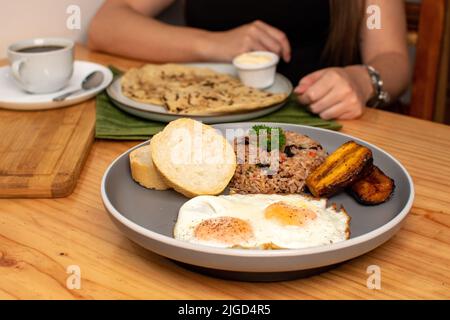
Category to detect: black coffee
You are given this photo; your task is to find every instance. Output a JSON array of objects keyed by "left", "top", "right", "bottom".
[{"left": 16, "top": 45, "right": 65, "bottom": 53}]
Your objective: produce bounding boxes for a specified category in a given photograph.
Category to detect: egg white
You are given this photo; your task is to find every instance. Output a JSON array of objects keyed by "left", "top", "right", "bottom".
[{"left": 174, "top": 194, "right": 350, "bottom": 249}]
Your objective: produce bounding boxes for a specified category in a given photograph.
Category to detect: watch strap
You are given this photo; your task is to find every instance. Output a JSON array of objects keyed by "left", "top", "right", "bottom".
[{"left": 365, "top": 65, "right": 390, "bottom": 108}]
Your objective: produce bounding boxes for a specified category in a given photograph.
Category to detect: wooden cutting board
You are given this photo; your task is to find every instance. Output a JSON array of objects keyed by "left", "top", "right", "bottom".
[
  {"left": 0, "top": 57, "right": 96, "bottom": 198},
  {"left": 0, "top": 102, "right": 95, "bottom": 198}
]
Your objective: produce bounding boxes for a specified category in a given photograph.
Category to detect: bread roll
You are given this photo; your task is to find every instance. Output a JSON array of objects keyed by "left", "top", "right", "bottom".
[
  {"left": 151, "top": 118, "right": 236, "bottom": 198},
  {"left": 129, "top": 144, "right": 169, "bottom": 190}
]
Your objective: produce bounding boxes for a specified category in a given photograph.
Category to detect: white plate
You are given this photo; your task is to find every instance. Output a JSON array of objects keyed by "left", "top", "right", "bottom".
[
  {"left": 106, "top": 63, "right": 293, "bottom": 124},
  {"left": 0, "top": 60, "right": 113, "bottom": 111}
]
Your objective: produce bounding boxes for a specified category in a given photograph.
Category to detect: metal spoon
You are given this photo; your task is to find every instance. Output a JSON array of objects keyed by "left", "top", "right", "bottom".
[{"left": 53, "top": 71, "right": 104, "bottom": 102}]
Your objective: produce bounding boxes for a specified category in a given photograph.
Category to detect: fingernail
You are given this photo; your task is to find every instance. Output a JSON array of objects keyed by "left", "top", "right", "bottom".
[{"left": 295, "top": 84, "right": 307, "bottom": 94}]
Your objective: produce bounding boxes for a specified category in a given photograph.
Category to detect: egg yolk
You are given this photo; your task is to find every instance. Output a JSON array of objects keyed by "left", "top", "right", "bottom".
[
  {"left": 264, "top": 202, "right": 317, "bottom": 226},
  {"left": 194, "top": 217, "right": 254, "bottom": 245}
]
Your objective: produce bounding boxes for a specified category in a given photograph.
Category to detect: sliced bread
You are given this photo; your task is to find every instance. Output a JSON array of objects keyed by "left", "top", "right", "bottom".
[
  {"left": 129, "top": 143, "right": 169, "bottom": 190},
  {"left": 151, "top": 118, "right": 236, "bottom": 198}
]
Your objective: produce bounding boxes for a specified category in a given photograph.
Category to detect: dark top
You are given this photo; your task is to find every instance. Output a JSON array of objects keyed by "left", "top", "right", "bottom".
[{"left": 185, "top": 0, "right": 331, "bottom": 84}]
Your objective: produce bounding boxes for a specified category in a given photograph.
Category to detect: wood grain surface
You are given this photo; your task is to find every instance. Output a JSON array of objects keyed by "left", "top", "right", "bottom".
[
  {"left": 1, "top": 46, "right": 450, "bottom": 300},
  {"left": 0, "top": 61, "right": 95, "bottom": 198}
]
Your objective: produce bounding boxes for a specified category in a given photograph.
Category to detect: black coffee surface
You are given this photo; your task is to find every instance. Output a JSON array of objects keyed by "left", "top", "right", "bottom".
[{"left": 16, "top": 45, "right": 65, "bottom": 53}]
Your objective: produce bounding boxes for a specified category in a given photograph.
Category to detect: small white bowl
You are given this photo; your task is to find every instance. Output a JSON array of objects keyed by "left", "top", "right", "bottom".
[{"left": 232, "top": 51, "right": 279, "bottom": 89}]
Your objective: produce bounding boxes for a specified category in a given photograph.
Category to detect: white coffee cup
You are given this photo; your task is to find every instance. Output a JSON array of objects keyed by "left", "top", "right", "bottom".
[{"left": 7, "top": 38, "right": 74, "bottom": 94}]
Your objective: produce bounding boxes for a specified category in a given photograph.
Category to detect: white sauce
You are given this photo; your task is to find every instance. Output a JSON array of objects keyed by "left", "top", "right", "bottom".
[{"left": 234, "top": 52, "right": 274, "bottom": 66}]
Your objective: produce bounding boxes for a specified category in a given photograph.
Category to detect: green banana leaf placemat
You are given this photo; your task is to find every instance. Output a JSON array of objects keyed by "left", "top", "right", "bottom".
[{"left": 95, "top": 67, "right": 342, "bottom": 140}]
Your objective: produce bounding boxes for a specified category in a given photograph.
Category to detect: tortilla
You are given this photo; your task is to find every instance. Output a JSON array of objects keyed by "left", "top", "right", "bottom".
[{"left": 121, "top": 64, "right": 288, "bottom": 115}]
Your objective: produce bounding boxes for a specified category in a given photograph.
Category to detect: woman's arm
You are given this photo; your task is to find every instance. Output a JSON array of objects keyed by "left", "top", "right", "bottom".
[
  {"left": 359, "top": 0, "right": 410, "bottom": 101},
  {"left": 88, "top": 0, "right": 291, "bottom": 62},
  {"left": 88, "top": 0, "right": 211, "bottom": 62},
  {"left": 296, "top": 0, "right": 409, "bottom": 120}
]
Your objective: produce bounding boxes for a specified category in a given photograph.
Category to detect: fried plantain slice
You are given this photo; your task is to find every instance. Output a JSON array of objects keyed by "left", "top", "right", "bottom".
[
  {"left": 306, "top": 141, "right": 373, "bottom": 197},
  {"left": 350, "top": 166, "right": 395, "bottom": 205}
]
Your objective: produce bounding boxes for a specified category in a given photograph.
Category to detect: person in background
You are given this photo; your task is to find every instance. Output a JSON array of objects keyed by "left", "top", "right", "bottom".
[{"left": 88, "top": 0, "right": 410, "bottom": 120}]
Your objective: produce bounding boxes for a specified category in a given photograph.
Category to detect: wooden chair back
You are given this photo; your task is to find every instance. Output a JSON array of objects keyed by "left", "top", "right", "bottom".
[{"left": 406, "top": 0, "right": 449, "bottom": 121}]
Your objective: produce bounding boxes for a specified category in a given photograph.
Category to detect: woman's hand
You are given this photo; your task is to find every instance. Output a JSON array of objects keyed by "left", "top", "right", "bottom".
[
  {"left": 203, "top": 20, "right": 291, "bottom": 63},
  {"left": 295, "top": 66, "right": 374, "bottom": 120}
]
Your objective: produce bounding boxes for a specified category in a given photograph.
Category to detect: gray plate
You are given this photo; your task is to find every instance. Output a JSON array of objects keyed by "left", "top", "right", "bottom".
[
  {"left": 101, "top": 123, "right": 414, "bottom": 281},
  {"left": 106, "top": 63, "right": 293, "bottom": 124}
]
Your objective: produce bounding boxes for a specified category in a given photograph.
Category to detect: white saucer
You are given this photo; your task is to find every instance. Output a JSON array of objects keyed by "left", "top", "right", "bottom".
[{"left": 0, "top": 60, "right": 113, "bottom": 111}]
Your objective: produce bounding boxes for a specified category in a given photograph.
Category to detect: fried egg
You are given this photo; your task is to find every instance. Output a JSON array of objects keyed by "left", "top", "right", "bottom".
[{"left": 174, "top": 194, "right": 350, "bottom": 249}]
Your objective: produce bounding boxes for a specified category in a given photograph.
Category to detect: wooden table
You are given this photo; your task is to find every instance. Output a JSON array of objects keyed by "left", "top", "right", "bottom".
[{"left": 1, "top": 46, "right": 450, "bottom": 300}]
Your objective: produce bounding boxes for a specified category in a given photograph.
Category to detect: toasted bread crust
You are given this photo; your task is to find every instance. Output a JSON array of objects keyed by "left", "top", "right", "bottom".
[{"left": 129, "top": 144, "right": 169, "bottom": 190}]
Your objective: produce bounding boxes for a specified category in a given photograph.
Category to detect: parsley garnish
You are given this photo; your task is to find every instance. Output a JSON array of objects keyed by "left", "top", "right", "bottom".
[{"left": 251, "top": 125, "right": 286, "bottom": 152}]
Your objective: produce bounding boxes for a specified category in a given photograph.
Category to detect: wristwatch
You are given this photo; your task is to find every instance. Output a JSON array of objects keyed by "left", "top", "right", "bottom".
[{"left": 365, "top": 65, "right": 390, "bottom": 108}]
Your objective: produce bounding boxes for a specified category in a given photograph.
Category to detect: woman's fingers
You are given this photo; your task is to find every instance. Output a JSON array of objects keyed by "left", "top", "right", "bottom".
[
  {"left": 338, "top": 111, "right": 359, "bottom": 120},
  {"left": 241, "top": 27, "right": 267, "bottom": 52},
  {"left": 294, "top": 67, "right": 366, "bottom": 120},
  {"left": 295, "top": 69, "right": 325, "bottom": 95},
  {"left": 309, "top": 89, "right": 342, "bottom": 114},
  {"left": 253, "top": 20, "right": 291, "bottom": 62},
  {"left": 318, "top": 98, "right": 364, "bottom": 120},
  {"left": 250, "top": 25, "right": 283, "bottom": 56},
  {"left": 302, "top": 74, "right": 337, "bottom": 107},
  {"left": 247, "top": 40, "right": 267, "bottom": 52},
  {"left": 296, "top": 70, "right": 334, "bottom": 105},
  {"left": 318, "top": 102, "right": 348, "bottom": 120},
  {"left": 220, "top": 20, "right": 291, "bottom": 62}
]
